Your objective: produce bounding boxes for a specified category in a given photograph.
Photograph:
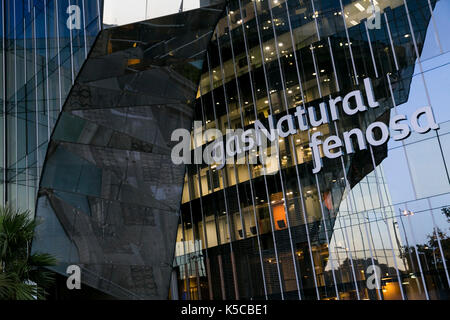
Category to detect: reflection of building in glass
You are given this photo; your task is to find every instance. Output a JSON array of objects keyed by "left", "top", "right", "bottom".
[{"left": 1, "top": 0, "right": 450, "bottom": 300}]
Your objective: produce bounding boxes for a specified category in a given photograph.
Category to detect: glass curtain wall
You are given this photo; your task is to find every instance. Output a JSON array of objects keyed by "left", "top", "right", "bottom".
[
  {"left": 0, "top": 0, "right": 103, "bottom": 214},
  {"left": 175, "top": 0, "right": 450, "bottom": 300}
]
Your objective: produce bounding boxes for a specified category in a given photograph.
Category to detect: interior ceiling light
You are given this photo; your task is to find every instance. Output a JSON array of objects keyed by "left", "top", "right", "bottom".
[{"left": 354, "top": 3, "right": 365, "bottom": 12}]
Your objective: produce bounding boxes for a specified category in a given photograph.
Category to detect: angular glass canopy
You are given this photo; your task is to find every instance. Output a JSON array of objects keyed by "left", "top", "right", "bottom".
[{"left": 32, "top": 2, "right": 226, "bottom": 299}]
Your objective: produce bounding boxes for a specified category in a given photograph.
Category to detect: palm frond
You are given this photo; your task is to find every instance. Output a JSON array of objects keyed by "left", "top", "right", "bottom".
[
  {"left": 29, "top": 252, "right": 58, "bottom": 267},
  {"left": 12, "top": 281, "right": 38, "bottom": 300},
  {"left": 0, "top": 273, "right": 15, "bottom": 299},
  {"left": 0, "top": 205, "right": 57, "bottom": 300}
]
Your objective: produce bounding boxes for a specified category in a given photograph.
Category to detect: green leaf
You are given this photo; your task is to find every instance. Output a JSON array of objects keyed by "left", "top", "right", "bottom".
[{"left": 0, "top": 205, "right": 57, "bottom": 300}]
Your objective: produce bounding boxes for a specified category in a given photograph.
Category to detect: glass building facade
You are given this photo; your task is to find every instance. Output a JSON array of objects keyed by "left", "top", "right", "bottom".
[
  {"left": 0, "top": 0, "right": 224, "bottom": 299},
  {"left": 174, "top": 0, "right": 450, "bottom": 300},
  {"left": 0, "top": 0, "right": 450, "bottom": 301},
  {"left": 0, "top": 0, "right": 103, "bottom": 214}
]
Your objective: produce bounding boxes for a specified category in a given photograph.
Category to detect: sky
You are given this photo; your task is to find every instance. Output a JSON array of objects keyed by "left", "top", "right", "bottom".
[{"left": 103, "top": 0, "right": 200, "bottom": 26}]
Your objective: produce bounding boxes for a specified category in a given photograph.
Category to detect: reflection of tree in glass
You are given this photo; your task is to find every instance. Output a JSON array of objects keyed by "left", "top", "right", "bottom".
[
  {"left": 441, "top": 207, "right": 450, "bottom": 223},
  {"left": 398, "top": 207, "right": 450, "bottom": 299}
]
